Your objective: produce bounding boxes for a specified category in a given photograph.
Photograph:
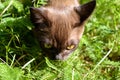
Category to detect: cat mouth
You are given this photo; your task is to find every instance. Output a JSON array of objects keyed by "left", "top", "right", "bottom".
[
  {"left": 43, "top": 51, "right": 71, "bottom": 60},
  {"left": 55, "top": 53, "right": 70, "bottom": 60}
]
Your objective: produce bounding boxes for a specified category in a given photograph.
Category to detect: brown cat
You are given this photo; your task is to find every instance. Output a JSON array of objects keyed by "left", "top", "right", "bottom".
[{"left": 30, "top": 0, "right": 96, "bottom": 60}]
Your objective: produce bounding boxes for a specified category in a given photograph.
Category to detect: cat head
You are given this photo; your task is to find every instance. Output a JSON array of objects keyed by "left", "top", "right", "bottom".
[{"left": 30, "top": 0, "right": 96, "bottom": 60}]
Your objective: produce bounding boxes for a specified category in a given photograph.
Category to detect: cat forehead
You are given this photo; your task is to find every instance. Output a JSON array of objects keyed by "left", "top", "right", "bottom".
[
  {"left": 42, "top": 6, "right": 78, "bottom": 16},
  {"left": 41, "top": 7, "right": 80, "bottom": 25}
]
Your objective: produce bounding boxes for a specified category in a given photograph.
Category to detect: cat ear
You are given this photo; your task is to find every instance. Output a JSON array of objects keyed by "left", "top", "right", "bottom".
[
  {"left": 75, "top": 0, "right": 96, "bottom": 23},
  {"left": 30, "top": 7, "right": 47, "bottom": 25}
]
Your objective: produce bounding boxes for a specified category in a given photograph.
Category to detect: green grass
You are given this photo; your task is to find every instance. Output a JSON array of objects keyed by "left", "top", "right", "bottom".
[{"left": 0, "top": 0, "right": 120, "bottom": 80}]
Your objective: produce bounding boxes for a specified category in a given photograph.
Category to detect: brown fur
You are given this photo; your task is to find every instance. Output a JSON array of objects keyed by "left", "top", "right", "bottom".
[
  {"left": 47, "top": 0, "right": 79, "bottom": 8},
  {"left": 30, "top": 0, "right": 96, "bottom": 60}
]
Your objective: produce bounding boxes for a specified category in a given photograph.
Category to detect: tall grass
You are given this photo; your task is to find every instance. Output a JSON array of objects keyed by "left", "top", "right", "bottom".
[{"left": 0, "top": 0, "right": 120, "bottom": 80}]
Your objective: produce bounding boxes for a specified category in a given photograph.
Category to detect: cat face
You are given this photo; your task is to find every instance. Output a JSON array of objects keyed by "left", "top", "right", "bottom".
[{"left": 30, "top": 0, "right": 96, "bottom": 60}]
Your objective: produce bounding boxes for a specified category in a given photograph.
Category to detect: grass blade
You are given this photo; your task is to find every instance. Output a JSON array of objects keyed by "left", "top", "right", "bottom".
[{"left": 22, "top": 58, "right": 35, "bottom": 69}]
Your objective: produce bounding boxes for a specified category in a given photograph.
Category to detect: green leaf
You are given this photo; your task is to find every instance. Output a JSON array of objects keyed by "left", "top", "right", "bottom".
[
  {"left": 0, "top": 63, "right": 24, "bottom": 80},
  {"left": 13, "top": 1, "right": 24, "bottom": 13}
]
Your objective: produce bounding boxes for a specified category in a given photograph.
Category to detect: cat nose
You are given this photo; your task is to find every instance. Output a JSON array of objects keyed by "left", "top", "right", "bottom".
[
  {"left": 49, "top": 48, "right": 58, "bottom": 53},
  {"left": 44, "top": 48, "right": 61, "bottom": 60}
]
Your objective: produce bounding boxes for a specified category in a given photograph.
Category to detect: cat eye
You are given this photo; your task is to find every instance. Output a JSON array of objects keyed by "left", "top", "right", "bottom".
[
  {"left": 66, "top": 45, "right": 75, "bottom": 50},
  {"left": 44, "top": 43, "right": 52, "bottom": 49}
]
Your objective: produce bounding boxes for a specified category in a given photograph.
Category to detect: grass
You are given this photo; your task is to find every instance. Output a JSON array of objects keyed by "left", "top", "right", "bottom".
[{"left": 0, "top": 0, "right": 120, "bottom": 80}]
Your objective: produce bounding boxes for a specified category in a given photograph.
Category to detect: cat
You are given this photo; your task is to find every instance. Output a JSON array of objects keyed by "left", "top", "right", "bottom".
[{"left": 30, "top": 0, "right": 96, "bottom": 60}]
